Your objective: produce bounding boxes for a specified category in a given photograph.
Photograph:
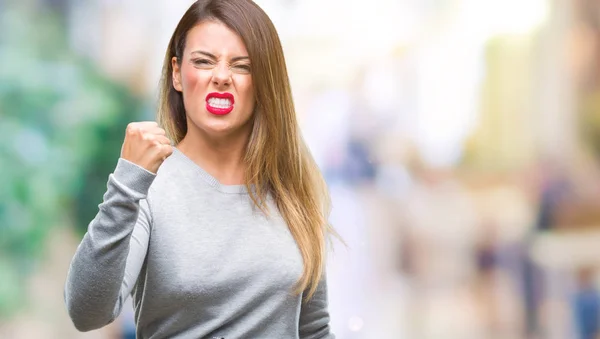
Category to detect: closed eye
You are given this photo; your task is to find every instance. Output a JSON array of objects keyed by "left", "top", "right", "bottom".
[
  {"left": 192, "top": 58, "right": 213, "bottom": 67},
  {"left": 232, "top": 64, "right": 251, "bottom": 73}
]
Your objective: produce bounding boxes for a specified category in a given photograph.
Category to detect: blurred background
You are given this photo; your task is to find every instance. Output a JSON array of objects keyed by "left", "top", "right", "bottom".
[{"left": 2, "top": 0, "right": 600, "bottom": 338}]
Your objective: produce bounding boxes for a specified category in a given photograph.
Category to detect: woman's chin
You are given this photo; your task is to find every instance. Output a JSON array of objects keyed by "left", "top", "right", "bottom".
[
  {"left": 191, "top": 111, "right": 252, "bottom": 138},
  {"left": 201, "top": 121, "right": 242, "bottom": 137}
]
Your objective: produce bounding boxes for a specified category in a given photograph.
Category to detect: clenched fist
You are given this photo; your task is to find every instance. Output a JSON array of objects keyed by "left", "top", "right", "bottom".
[{"left": 121, "top": 122, "right": 173, "bottom": 174}]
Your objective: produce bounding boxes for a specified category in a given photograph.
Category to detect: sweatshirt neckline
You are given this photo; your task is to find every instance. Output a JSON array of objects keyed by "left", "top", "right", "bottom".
[{"left": 173, "top": 147, "right": 248, "bottom": 194}]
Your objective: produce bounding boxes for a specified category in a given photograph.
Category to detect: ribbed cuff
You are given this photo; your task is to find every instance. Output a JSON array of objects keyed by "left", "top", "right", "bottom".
[{"left": 112, "top": 158, "right": 156, "bottom": 195}]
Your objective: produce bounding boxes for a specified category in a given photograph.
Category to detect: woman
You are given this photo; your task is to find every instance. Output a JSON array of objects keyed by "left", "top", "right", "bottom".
[{"left": 64, "top": 0, "right": 337, "bottom": 338}]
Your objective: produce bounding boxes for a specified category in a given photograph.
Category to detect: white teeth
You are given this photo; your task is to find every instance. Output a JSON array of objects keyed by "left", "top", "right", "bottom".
[{"left": 208, "top": 97, "right": 232, "bottom": 109}]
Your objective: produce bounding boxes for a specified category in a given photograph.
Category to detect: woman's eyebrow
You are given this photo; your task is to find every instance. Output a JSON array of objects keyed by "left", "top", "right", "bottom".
[{"left": 191, "top": 50, "right": 249, "bottom": 62}]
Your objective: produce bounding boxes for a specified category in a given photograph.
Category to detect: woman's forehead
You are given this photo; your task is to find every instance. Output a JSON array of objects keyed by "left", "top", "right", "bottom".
[{"left": 185, "top": 20, "right": 248, "bottom": 56}]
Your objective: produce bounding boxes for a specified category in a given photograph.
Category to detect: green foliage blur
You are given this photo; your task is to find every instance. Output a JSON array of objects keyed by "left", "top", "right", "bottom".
[{"left": 0, "top": 3, "right": 145, "bottom": 317}]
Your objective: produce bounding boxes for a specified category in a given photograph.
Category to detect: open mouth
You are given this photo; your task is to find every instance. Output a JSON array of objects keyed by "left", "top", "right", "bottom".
[{"left": 206, "top": 92, "right": 234, "bottom": 115}]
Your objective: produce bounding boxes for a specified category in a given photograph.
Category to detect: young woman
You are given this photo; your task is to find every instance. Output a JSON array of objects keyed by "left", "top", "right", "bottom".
[{"left": 64, "top": 0, "right": 337, "bottom": 338}]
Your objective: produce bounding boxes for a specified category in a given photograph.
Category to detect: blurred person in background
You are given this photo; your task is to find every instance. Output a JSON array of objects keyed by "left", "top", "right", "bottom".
[
  {"left": 64, "top": 0, "right": 337, "bottom": 338},
  {"left": 522, "top": 159, "right": 571, "bottom": 338},
  {"left": 572, "top": 267, "right": 600, "bottom": 339}
]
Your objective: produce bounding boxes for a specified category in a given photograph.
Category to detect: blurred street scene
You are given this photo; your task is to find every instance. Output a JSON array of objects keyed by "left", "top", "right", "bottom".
[{"left": 3, "top": 0, "right": 600, "bottom": 338}]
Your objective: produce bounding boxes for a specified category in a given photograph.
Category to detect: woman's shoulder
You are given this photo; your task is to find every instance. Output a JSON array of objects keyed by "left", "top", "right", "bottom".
[
  {"left": 146, "top": 150, "right": 207, "bottom": 200},
  {"left": 149, "top": 153, "right": 183, "bottom": 191}
]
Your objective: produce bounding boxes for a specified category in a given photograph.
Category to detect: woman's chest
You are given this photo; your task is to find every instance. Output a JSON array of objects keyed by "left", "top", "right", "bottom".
[{"left": 143, "top": 194, "right": 303, "bottom": 301}]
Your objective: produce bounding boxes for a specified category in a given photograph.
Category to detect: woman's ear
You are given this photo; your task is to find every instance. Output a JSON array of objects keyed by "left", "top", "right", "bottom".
[{"left": 172, "top": 57, "right": 183, "bottom": 92}]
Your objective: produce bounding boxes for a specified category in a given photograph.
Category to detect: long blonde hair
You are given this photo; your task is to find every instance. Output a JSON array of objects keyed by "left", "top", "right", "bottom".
[{"left": 157, "top": 0, "right": 338, "bottom": 300}]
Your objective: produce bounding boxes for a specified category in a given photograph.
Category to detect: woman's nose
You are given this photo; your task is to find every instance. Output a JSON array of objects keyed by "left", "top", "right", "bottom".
[{"left": 211, "top": 63, "right": 232, "bottom": 87}]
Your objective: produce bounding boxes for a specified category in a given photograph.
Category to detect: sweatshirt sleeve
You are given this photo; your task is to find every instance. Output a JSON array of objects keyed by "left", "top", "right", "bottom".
[
  {"left": 299, "top": 276, "right": 335, "bottom": 339},
  {"left": 64, "top": 159, "right": 155, "bottom": 332}
]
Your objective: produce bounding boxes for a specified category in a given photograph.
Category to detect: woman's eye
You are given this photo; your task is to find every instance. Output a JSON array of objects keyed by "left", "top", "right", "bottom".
[
  {"left": 233, "top": 64, "right": 251, "bottom": 73},
  {"left": 192, "top": 59, "right": 212, "bottom": 66}
]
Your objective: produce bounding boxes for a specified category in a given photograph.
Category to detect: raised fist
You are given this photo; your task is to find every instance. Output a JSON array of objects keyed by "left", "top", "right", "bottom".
[{"left": 120, "top": 122, "right": 173, "bottom": 174}]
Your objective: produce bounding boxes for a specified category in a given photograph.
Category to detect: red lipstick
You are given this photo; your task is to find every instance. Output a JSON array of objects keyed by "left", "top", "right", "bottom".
[{"left": 205, "top": 92, "right": 234, "bottom": 115}]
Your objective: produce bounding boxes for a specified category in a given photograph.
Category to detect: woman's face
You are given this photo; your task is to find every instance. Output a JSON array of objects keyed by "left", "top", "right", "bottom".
[{"left": 172, "top": 20, "right": 255, "bottom": 139}]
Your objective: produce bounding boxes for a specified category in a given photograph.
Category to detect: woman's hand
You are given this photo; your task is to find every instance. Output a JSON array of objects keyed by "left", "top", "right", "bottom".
[{"left": 120, "top": 121, "right": 173, "bottom": 174}]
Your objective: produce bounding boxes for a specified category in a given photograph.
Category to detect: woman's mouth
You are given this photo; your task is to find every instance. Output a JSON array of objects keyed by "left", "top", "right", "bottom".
[{"left": 206, "top": 92, "right": 234, "bottom": 115}]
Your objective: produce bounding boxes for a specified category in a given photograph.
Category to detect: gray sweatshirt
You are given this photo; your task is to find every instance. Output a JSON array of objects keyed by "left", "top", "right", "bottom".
[{"left": 64, "top": 148, "right": 334, "bottom": 339}]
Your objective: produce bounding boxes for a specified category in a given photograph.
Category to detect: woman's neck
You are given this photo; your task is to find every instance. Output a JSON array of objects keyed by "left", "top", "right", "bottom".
[{"left": 177, "top": 127, "right": 249, "bottom": 185}]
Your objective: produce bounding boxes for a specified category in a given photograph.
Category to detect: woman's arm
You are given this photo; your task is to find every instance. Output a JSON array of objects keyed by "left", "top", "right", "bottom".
[
  {"left": 64, "top": 159, "right": 154, "bottom": 332},
  {"left": 299, "top": 277, "right": 335, "bottom": 339}
]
